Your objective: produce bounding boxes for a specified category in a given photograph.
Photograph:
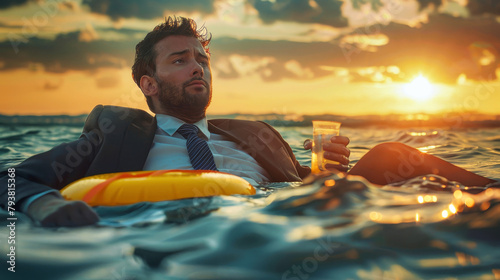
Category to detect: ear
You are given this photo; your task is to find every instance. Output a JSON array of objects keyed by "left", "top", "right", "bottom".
[{"left": 139, "top": 75, "right": 158, "bottom": 97}]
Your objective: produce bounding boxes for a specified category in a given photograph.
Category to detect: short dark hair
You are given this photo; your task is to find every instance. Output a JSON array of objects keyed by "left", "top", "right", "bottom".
[{"left": 132, "top": 16, "right": 211, "bottom": 112}]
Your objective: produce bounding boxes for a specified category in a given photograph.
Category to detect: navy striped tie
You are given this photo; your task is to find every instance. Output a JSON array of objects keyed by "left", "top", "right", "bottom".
[{"left": 177, "top": 124, "right": 218, "bottom": 171}]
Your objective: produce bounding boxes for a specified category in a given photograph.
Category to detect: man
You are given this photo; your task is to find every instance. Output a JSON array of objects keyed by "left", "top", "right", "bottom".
[{"left": 0, "top": 16, "right": 494, "bottom": 227}]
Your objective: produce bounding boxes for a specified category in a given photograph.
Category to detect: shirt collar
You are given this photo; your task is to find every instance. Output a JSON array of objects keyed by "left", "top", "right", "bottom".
[{"left": 155, "top": 114, "right": 211, "bottom": 139}]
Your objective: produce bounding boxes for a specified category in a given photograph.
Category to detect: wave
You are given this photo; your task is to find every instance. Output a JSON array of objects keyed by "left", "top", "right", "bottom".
[
  {"left": 0, "top": 114, "right": 88, "bottom": 126},
  {"left": 0, "top": 130, "right": 41, "bottom": 141}
]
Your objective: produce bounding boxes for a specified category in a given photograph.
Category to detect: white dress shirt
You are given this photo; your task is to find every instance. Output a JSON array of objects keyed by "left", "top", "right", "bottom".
[{"left": 142, "top": 114, "right": 270, "bottom": 186}]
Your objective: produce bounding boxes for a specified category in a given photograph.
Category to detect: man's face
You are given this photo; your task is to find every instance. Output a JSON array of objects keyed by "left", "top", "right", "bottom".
[{"left": 153, "top": 35, "right": 212, "bottom": 116}]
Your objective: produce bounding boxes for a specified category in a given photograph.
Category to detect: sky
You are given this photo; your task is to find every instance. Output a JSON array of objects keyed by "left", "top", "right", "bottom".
[{"left": 0, "top": 0, "right": 499, "bottom": 116}]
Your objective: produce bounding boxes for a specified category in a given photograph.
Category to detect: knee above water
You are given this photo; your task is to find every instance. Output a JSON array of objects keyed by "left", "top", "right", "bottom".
[{"left": 370, "top": 142, "right": 409, "bottom": 154}]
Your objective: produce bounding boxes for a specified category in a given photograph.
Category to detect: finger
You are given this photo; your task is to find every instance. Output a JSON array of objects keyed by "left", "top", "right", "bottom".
[
  {"left": 303, "top": 139, "right": 312, "bottom": 150},
  {"left": 324, "top": 152, "right": 350, "bottom": 165},
  {"left": 330, "top": 136, "right": 350, "bottom": 146},
  {"left": 323, "top": 143, "right": 350, "bottom": 157},
  {"left": 324, "top": 163, "right": 349, "bottom": 172}
]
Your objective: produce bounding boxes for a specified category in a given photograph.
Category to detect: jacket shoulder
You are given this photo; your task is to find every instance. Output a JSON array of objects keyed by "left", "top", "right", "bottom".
[{"left": 83, "top": 105, "right": 154, "bottom": 133}]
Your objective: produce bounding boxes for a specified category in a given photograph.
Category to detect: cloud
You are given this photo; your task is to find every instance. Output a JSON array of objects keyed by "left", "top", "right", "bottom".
[
  {"left": 211, "top": 56, "right": 239, "bottom": 79},
  {"left": 211, "top": 37, "right": 334, "bottom": 81},
  {"left": 0, "top": 0, "right": 30, "bottom": 10},
  {"left": 284, "top": 60, "right": 314, "bottom": 79},
  {"left": 209, "top": 37, "right": 389, "bottom": 81},
  {"left": 0, "top": 21, "right": 14, "bottom": 28},
  {"left": 415, "top": 0, "right": 500, "bottom": 16},
  {"left": 350, "top": 0, "right": 384, "bottom": 10},
  {"left": 467, "top": 0, "right": 500, "bottom": 16},
  {"left": 95, "top": 73, "right": 121, "bottom": 88},
  {"left": 340, "top": 33, "right": 389, "bottom": 51},
  {"left": 0, "top": 29, "right": 136, "bottom": 72},
  {"left": 59, "top": 1, "right": 80, "bottom": 12},
  {"left": 81, "top": 0, "right": 216, "bottom": 20},
  {"left": 249, "top": 0, "right": 348, "bottom": 27},
  {"left": 78, "top": 23, "right": 98, "bottom": 42},
  {"left": 347, "top": 65, "right": 405, "bottom": 83},
  {"left": 415, "top": 0, "right": 443, "bottom": 11}
]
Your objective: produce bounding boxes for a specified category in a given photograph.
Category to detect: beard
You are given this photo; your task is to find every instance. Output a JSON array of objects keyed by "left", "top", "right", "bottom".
[{"left": 156, "top": 77, "right": 212, "bottom": 117}]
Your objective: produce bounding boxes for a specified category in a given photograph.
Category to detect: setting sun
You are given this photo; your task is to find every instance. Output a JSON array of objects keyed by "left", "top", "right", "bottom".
[{"left": 403, "top": 75, "right": 435, "bottom": 102}]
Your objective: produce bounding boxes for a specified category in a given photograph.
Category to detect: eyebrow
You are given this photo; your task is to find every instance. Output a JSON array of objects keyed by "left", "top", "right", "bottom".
[{"left": 167, "top": 49, "right": 209, "bottom": 60}]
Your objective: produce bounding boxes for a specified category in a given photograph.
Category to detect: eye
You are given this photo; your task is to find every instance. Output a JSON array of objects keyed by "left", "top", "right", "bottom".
[{"left": 173, "top": 59, "right": 184, "bottom": 64}]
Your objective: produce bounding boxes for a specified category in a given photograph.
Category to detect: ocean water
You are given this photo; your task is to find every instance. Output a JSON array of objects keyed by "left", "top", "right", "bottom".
[{"left": 1, "top": 115, "right": 500, "bottom": 280}]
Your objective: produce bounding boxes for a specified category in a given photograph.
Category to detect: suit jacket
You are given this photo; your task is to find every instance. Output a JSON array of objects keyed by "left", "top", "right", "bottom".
[{"left": 0, "top": 105, "right": 311, "bottom": 209}]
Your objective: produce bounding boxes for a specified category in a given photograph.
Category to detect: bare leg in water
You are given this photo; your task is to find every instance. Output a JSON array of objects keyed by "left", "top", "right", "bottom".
[{"left": 348, "top": 142, "right": 495, "bottom": 187}]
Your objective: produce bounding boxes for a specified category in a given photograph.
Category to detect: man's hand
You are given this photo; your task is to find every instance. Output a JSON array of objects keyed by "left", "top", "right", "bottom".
[
  {"left": 27, "top": 194, "right": 100, "bottom": 227},
  {"left": 304, "top": 135, "right": 351, "bottom": 172}
]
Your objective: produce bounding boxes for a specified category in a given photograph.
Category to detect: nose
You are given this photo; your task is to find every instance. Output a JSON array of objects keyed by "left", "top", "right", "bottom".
[{"left": 191, "top": 60, "right": 204, "bottom": 77}]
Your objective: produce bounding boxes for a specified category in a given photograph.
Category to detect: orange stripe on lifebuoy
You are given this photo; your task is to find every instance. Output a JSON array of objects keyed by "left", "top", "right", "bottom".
[{"left": 82, "top": 172, "right": 153, "bottom": 203}]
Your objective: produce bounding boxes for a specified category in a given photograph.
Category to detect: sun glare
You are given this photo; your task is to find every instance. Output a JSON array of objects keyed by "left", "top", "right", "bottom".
[{"left": 403, "top": 75, "right": 435, "bottom": 102}]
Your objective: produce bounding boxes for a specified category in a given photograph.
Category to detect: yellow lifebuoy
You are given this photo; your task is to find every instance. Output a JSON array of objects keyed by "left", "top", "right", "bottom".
[{"left": 60, "top": 170, "right": 256, "bottom": 206}]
